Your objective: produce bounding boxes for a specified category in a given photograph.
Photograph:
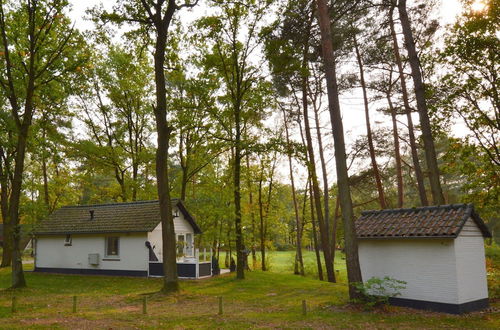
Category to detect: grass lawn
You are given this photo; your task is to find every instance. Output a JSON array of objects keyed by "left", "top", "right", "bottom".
[{"left": 0, "top": 249, "right": 498, "bottom": 329}]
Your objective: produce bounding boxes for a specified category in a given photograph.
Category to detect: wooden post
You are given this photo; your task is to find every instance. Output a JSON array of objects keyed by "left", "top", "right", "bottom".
[
  {"left": 218, "top": 296, "right": 223, "bottom": 315},
  {"left": 302, "top": 300, "right": 307, "bottom": 316},
  {"left": 11, "top": 296, "right": 17, "bottom": 313},
  {"left": 143, "top": 296, "right": 147, "bottom": 314},
  {"left": 72, "top": 296, "right": 77, "bottom": 313}
]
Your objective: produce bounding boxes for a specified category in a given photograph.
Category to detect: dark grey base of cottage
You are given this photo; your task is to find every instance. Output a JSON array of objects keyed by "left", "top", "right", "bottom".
[
  {"left": 34, "top": 262, "right": 212, "bottom": 279},
  {"left": 148, "top": 262, "right": 212, "bottom": 278},
  {"left": 389, "top": 297, "right": 489, "bottom": 314}
]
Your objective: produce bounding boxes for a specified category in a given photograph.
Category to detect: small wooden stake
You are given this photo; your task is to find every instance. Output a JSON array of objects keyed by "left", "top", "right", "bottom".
[
  {"left": 72, "top": 296, "right": 77, "bottom": 313},
  {"left": 218, "top": 296, "right": 223, "bottom": 315},
  {"left": 302, "top": 299, "right": 307, "bottom": 316},
  {"left": 142, "top": 296, "right": 147, "bottom": 315},
  {"left": 11, "top": 296, "right": 17, "bottom": 313}
]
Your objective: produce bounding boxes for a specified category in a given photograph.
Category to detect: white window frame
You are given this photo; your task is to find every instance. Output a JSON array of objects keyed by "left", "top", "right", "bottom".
[{"left": 105, "top": 236, "right": 120, "bottom": 259}]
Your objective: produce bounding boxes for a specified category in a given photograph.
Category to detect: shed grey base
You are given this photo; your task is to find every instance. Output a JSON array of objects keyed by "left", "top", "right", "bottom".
[{"left": 389, "top": 297, "right": 489, "bottom": 314}]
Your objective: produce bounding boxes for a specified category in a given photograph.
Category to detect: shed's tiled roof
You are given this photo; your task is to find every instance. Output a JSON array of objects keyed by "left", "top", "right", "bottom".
[
  {"left": 34, "top": 199, "right": 201, "bottom": 235},
  {"left": 356, "top": 204, "right": 491, "bottom": 239}
]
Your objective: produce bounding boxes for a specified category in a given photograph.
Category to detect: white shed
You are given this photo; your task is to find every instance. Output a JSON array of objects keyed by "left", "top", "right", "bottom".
[
  {"left": 356, "top": 204, "right": 491, "bottom": 314},
  {"left": 33, "top": 199, "right": 211, "bottom": 278}
]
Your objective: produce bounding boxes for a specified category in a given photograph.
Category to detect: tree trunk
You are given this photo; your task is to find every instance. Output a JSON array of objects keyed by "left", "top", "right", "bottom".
[
  {"left": 10, "top": 124, "right": 29, "bottom": 288},
  {"left": 388, "top": 6, "right": 428, "bottom": 206},
  {"left": 153, "top": 24, "right": 178, "bottom": 293},
  {"left": 246, "top": 155, "right": 257, "bottom": 269},
  {"left": 301, "top": 59, "right": 335, "bottom": 283},
  {"left": 282, "top": 107, "right": 304, "bottom": 276},
  {"left": 353, "top": 35, "right": 387, "bottom": 209},
  {"left": 330, "top": 196, "right": 340, "bottom": 270},
  {"left": 41, "top": 126, "right": 50, "bottom": 210},
  {"left": 312, "top": 98, "right": 332, "bottom": 254},
  {"left": 179, "top": 130, "right": 188, "bottom": 202},
  {"left": 397, "top": 0, "right": 445, "bottom": 205},
  {"left": 315, "top": 0, "right": 363, "bottom": 299},
  {"left": 386, "top": 91, "right": 404, "bottom": 207},
  {"left": 0, "top": 149, "right": 12, "bottom": 268},
  {"left": 115, "top": 169, "right": 127, "bottom": 202},
  {"left": 309, "top": 180, "right": 323, "bottom": 281},
  {"left": 234, "top": 105, "right": 245, "bottom": 279},
  {"left": 180, "top": 165, "right": 188, "bottom": 202},
  {"left": 132, "top": 162, "right": 138, "bottom": 201},
  {"left": 257, "top": 165, "right": 266, "bottom": 271}
]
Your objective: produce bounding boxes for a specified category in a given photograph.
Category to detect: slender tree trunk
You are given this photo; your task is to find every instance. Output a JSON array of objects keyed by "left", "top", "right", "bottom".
[
  {"left": 257, "top": 166, "right": 266, "bottom": 271},
  {"left": 1, "top": 223, "right": 12, "bottom": 267},
  {"left": 180, "top": 166, "right": 188, "bottom": 202},
  {"left": 388, "top": 6, "right": 428, "bottom": 206},
  {"left": 9, "top": 43, "right": 37, "bottom": 287},
  {"left": 234, "top": 105, "right": 244, "bottom": 279},
  {"left": 153, "top": 24, "right": 178, "bottom": 293},
  {"left": 353, "top": 36, "right": 387, "bottom": 209},
  {"left": 10, "top": 124, "right": 29, "bottom": 288},
  {"left": 386, "top": 91, "right": 404, "bottom": 207},
  {"left": 301, "top": 60, "right": 335, "bottom": 283},
  {"left": 132, "top": 163, "right": 138, "bottom": 201},
  {"left": 41, "top": 126, "right": 50, "bottom": 210},
  {"left": 246, "top": 155, "right": 257, "bottom": 269},
  {"left": 330, "top": 196, "right": 340, "bottom": 271},
  {"left": 0, "top": 181, "right": 12, "bottom": 268},
  {"left": 397, "top": 0, "right": 445, "bottom": 205},
  {"left": 115, "top": 169, "right": 127, "bottom": 202},
  {"left": 0, "top": 148, "right": 12, "bottom": 267},
  {"left": 179, "top": 131, "right": 188, "bottom": 202},
  {"left": 315, "top": 0, "right": 363, "bottom": 299},
  {"left": 282, "top": 107, "right": 304, "bottom": 276},
  {"left": 309, "top": 180, "right": 323, "bottom": 281},
  {"left": 312, "top": 100, "right": 332, "bottom": 253}
]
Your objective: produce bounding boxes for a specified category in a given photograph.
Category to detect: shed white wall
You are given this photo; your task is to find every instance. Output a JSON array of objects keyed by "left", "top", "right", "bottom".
[
  {"left": 358, "top": 217, "right": 489, "bottom": 305},
  {"left": 35, "top": 233, "right": 148, "bottom": 271},
  {"left": 359, "top": 238, "right": 459, "bottom": 304},
  {"left": 455, "top": 218, "right": 489, "bottom": 303},
  {"left": 147, "top": 205, "right": 195, "bottom": 261}
]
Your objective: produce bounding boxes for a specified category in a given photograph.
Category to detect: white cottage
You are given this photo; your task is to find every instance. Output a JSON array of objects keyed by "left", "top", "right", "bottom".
[
  {"left": 356, "top": 204, "right": 491, "bottom": 314},
  {"left": 33, "top": 199, "right": 211, "bottom": 278}
]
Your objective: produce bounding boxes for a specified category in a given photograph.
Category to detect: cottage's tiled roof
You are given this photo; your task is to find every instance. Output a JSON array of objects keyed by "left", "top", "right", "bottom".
[
  {"left": 356, "top": 204, "right": 491, "bottom": 239},
  {"left": 34, "top": 199, "right": 201, "bottom": 235}
]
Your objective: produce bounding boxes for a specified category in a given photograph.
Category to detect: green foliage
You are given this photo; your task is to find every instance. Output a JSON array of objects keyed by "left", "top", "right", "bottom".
[
  {"left": 437, "top": 0, "right": 499, "bottom": 168},
  {"left": 441, "top": 137, "right": 499, "bottom": 220},
  {"left": 353, "top": 276, "right": 407, "bottom": 308}
]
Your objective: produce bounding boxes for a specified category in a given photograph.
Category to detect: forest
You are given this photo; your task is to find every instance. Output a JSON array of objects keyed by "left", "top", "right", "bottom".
[{"left": 0, "top": 0, "right": 498, "bottom": 296}]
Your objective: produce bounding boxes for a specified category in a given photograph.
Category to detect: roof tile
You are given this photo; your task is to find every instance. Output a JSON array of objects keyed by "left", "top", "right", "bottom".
[
  {"left": 355, "top": 204, "right": 491, "bottom": 239},
  {"left": 34, "top": 199, "right": 201, "bottom": 235}
]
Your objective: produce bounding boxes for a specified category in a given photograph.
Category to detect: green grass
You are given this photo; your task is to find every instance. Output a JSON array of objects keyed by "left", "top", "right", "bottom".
[
  {"left": 0, "top": 250, "right": 498, "bottom": 329},
  {"left": 218, "top": 250, "right": 348, "bottom": 281}
]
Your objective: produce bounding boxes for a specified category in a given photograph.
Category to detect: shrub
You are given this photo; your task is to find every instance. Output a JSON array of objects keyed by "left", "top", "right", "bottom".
[{"left": 353, "top": 276, "right": 407, "bottom": 309}]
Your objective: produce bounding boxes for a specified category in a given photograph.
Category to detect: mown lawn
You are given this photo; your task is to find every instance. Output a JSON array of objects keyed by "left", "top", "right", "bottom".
[{"left": 0, "top": 249, "right": 498, "bottom": 329}]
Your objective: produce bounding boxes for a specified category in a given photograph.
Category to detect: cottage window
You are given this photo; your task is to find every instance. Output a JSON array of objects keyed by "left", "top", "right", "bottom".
[
  {"left": 64, "top": 234, "right": 72, "bottom": 246},
  {"left": 105, "top": 237, "right": 120, "bottom": 257}
]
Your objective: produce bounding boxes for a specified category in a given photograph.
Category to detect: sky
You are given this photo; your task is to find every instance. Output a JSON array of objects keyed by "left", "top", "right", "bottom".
[{"left": 65, "top": 0, "right": 467, "bottom": 186}]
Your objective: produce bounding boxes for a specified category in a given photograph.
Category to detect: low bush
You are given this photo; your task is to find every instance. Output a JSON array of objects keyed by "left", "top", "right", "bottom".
[{"left": 353, "top": 276, "right": 407, "bottom": 309}]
